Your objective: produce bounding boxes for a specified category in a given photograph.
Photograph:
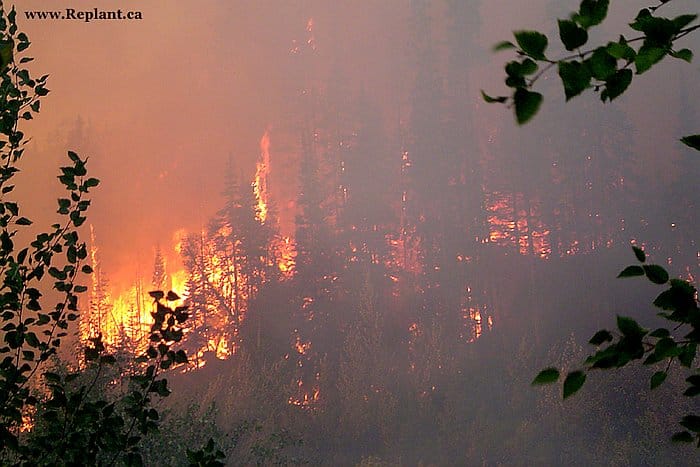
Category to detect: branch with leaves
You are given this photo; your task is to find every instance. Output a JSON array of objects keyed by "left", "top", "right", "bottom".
[
  {"left": 0, "top": 3, "right": 100, "bottom": 454},
  {"left": 0, "top": 3, "right": 226, "bottom": 464},
  {"left": 533, "top": 246, "right": 700, "bottom": 445},
  {"left": 483, "top": 0, "right": 699, "bottom": 151},
  {"left": 483, "top": 0, "right": 700, "bottom": 448}
]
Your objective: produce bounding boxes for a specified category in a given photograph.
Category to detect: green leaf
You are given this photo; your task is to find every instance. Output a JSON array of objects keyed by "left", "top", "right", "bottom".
[
  {"left": 672, "top": 14, "right": 698, "bottom": 31},
  {"left": 513, "top": 30, "right": 548, "bottom": 60},
  {"left": 670, "top": 48, "right": 693, "bottom": 63},
  {"left": 25, "top": 332, "right": 39, "bottom": 347},
  {"left": 630, "top": 13, "right": 675, "bottom": 41},
  {"left": 493, "top": 41, "right": 516, "bottom": 52},
  {"left": 589, "top": 330, "right": 613, "bottom": 345},
  {"left": 601, "top": 69, "right": 632, "bottom": 101},
  {"left": 84, "top": 347, "right": 99, "bottom": 362},
  {"left": 685, "top": 375, "right": 700, "bottom": 388},
  {"left": 505, "top": 58, "right": 537, "bottom": 78},
  {"left": 679, "top": 344, "right": 696, "bottom": 368},
  {"left": 606, "top": 40, "right": 636, "bottom": 61},
  {"left": 0, "top": 40, "right": 13, "bottom": 70},
  {"left": 506, "top": 60, "right": 538, "bottom": 78},
  {"left": 84, "top": 177, "right": 100, "bottom": 188},
  {"left": 671, "top": 431, "right": 694, "bottom": 443},
  {"left": 67, "top": 151, "right": 81, "bottom": 163},
  {"left": 680, "top": 135, "right": 700, "bottom": 151},
  {"left": 563, "top": 371, "right": 586, "bottom": 399},
  {"left": 653, "top": 281, "right": 696, "bottom": 313},
  {"left": 573, "top": 0, "right": 609, "bottom": 29},
  {"left": 519, "top": 59, "right": 538, "bottom": 76},
  {"left": 481, "top": 90, "right": 507, "bottom": 104},
  {"left": 148, "top": 291, "right": 165, "bottom": 301},
  {"left": 173, "top": 350, "right": 188, "bottom": 364},
  {"left": 635, "top": 45, "right": 667, "bottom": 74},
  {"left": 150, "top": 379, "right": 171, "bottom": 397},
  {"left": 558, "top": 60, "right": 591, "bottom": 100},
  {"left": 649, "top": 328, "right": 670, "bottom": 338},
  {"left": 15, "top": 217, "right": 32, "bottom": 226},
  {"left": 558, "top": 19, "right": 588, "bottom": 51},
  {"left": 654, "top": 337, "right": 679, "bottom": 358},
  {"left": 588, "top": 346, "right": 620, "bottom": 367},
  {"left": 650, "top": 371, "right": 667, "bottom": 389},
  {"left": 44, "top": 372, "right": 61, "bottom": 383},
  {"left": 505, "top": 75, "right": 526, "bottom": 88},
  {"left": 1, "top": 231, "right": 13, "bottom": 252},
  {"left": 632, "top": 246, "right": 646, "bottom": 263},
  {"left": 680, "top": 415, "right": 700, "bottom": 433},
  {"left": 617, "top": 316, "right": 645, "bottom": 338},
  {"left": 617, "top": 265, "right": 644, "bottom": 278},
  {"left": 587, "top": 47, "right": 616, "bottom": 80},
  {"left": 513, "top": 88, "right": 543, "bottom": 125},
  {"left": 643, "top": 264, "right": 669, "bottom": 284},
  {"left": 532, "top": 368, "right": 560, "bottom": 385}
]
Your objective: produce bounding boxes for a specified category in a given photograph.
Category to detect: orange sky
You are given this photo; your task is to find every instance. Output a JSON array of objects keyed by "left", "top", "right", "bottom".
[
  {"left": 12, "top": 0, "right": 700, "bottom": 290},
  {"left": 17, "top": 0, "right": 302, "bottom": 286}
]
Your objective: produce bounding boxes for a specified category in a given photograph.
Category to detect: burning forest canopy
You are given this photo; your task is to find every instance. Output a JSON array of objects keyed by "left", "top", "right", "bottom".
[{"left": 3, "top": 0, "right": 700, "bottom": 465}]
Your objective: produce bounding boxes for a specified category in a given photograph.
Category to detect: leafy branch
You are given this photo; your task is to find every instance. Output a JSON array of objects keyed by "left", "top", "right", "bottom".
[
  {"left": 0, "top": 4, "right": 101, "bottom": 454},
  {"left": 483, "top": 0, "right": 700, "bottom": 151},
  {"left": 484, "top": 0, "right": 700, "bottom": 449},
  {"left": 533, "top": 246, "right": 700, "bottom": 446}
]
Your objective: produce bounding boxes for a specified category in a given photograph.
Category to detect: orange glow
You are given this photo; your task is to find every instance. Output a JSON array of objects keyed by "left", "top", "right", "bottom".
[
  {"left": 254, "top": 130, "right": 271, "bottom": 223},
  {"left": 460, "top": 285, "right": 493, "bottom": 343},
  {"left": 486, "top": 191, "right": 551, "bottom": 259},
  {"left": 273, "top": 235, "right": 297, "bottom": 278},
  {"left": 306, "top": 18, "right": 316, "bottom": 51},
  {"left": 20, "top": 406, "right": 35, "bottom": 433},
  {"left": 294, "top": 335, "right": 312, "bottom": 355},
  {"left": 387, "top": 233, "right": 422, "bottom": 275},
  {"left": 82, "top": 228, "right": 187, "bottom": 354},
  {"left": 288, "top": 374, "right": 321, "bottom": 411},
  {"left": 81, "top": 141, "right": 291, "bottom": 364}
]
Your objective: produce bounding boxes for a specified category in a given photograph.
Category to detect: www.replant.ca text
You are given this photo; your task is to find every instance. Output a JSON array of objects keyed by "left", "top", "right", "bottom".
[{"left": 24, "top": 8, "right": 143, "bottom": 23}]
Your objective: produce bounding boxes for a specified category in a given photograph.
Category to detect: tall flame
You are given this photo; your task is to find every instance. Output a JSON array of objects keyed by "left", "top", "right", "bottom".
[
  {"left": 254, "top": 130, "right": 271, "bottom": 223},
  {"left": 82, "top": 228, "right": 187, "bottom": 354}
]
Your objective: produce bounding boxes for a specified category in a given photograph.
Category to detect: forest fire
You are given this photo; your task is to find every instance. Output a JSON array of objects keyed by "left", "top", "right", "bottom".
[
  {"left": 274, "top": 235, "right": 297, "bottom": 278},
  {"left": 486, "top": 191, "right": 552, "bottom": 259},
  {"left": 81, "top": 228, "right": 189, "bottom": 354},
  {"left": 288, "top": 385, "right": 321, "bottom": 410},
  {"left": 5, "top": 2, "right": 700, "bottom": 465},
  {"left": 254, "top": 131, "right": 271, "bottom": 223},
  {"left": 80, "top": 129, "right": 299, "bottom": 366}
]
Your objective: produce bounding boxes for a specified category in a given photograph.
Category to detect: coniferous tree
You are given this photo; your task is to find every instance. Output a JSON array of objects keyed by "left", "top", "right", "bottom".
[
  {"left": 152, "top": 245, "right": 166, "bottom": 291},
  {"left": 82, "top": 226, "right": 111, "bottom": 345},
  {"left": 337, "top": 272, "right": 396, "bottom": 450},
  {"left": 337, "top": 95, "right": 396, "bottom": 267}
]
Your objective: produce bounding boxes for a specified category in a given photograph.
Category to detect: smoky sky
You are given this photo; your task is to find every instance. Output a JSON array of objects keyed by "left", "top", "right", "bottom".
[{"left": 14, "top": 0, "right": 700, "bottom": 289}]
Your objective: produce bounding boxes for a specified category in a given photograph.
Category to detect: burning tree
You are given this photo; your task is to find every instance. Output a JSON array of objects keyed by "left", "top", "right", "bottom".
[{"left": 0, "top": 5, "right": 224, "bottom": 464}]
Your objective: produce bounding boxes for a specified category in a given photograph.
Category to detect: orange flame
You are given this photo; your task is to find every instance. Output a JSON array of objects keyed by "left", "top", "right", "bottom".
[
  {"left": 83, "top": 228, "right": 188, "bottom": 354},
  {"left": 486, "top": 191, "right": 551, "bottom": 259},
  {"left": 274, "top": 235, "right": 297, "bottom": 278},
  {"left": 254, "top": 130, "right": 271, "bottom": 223}
]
